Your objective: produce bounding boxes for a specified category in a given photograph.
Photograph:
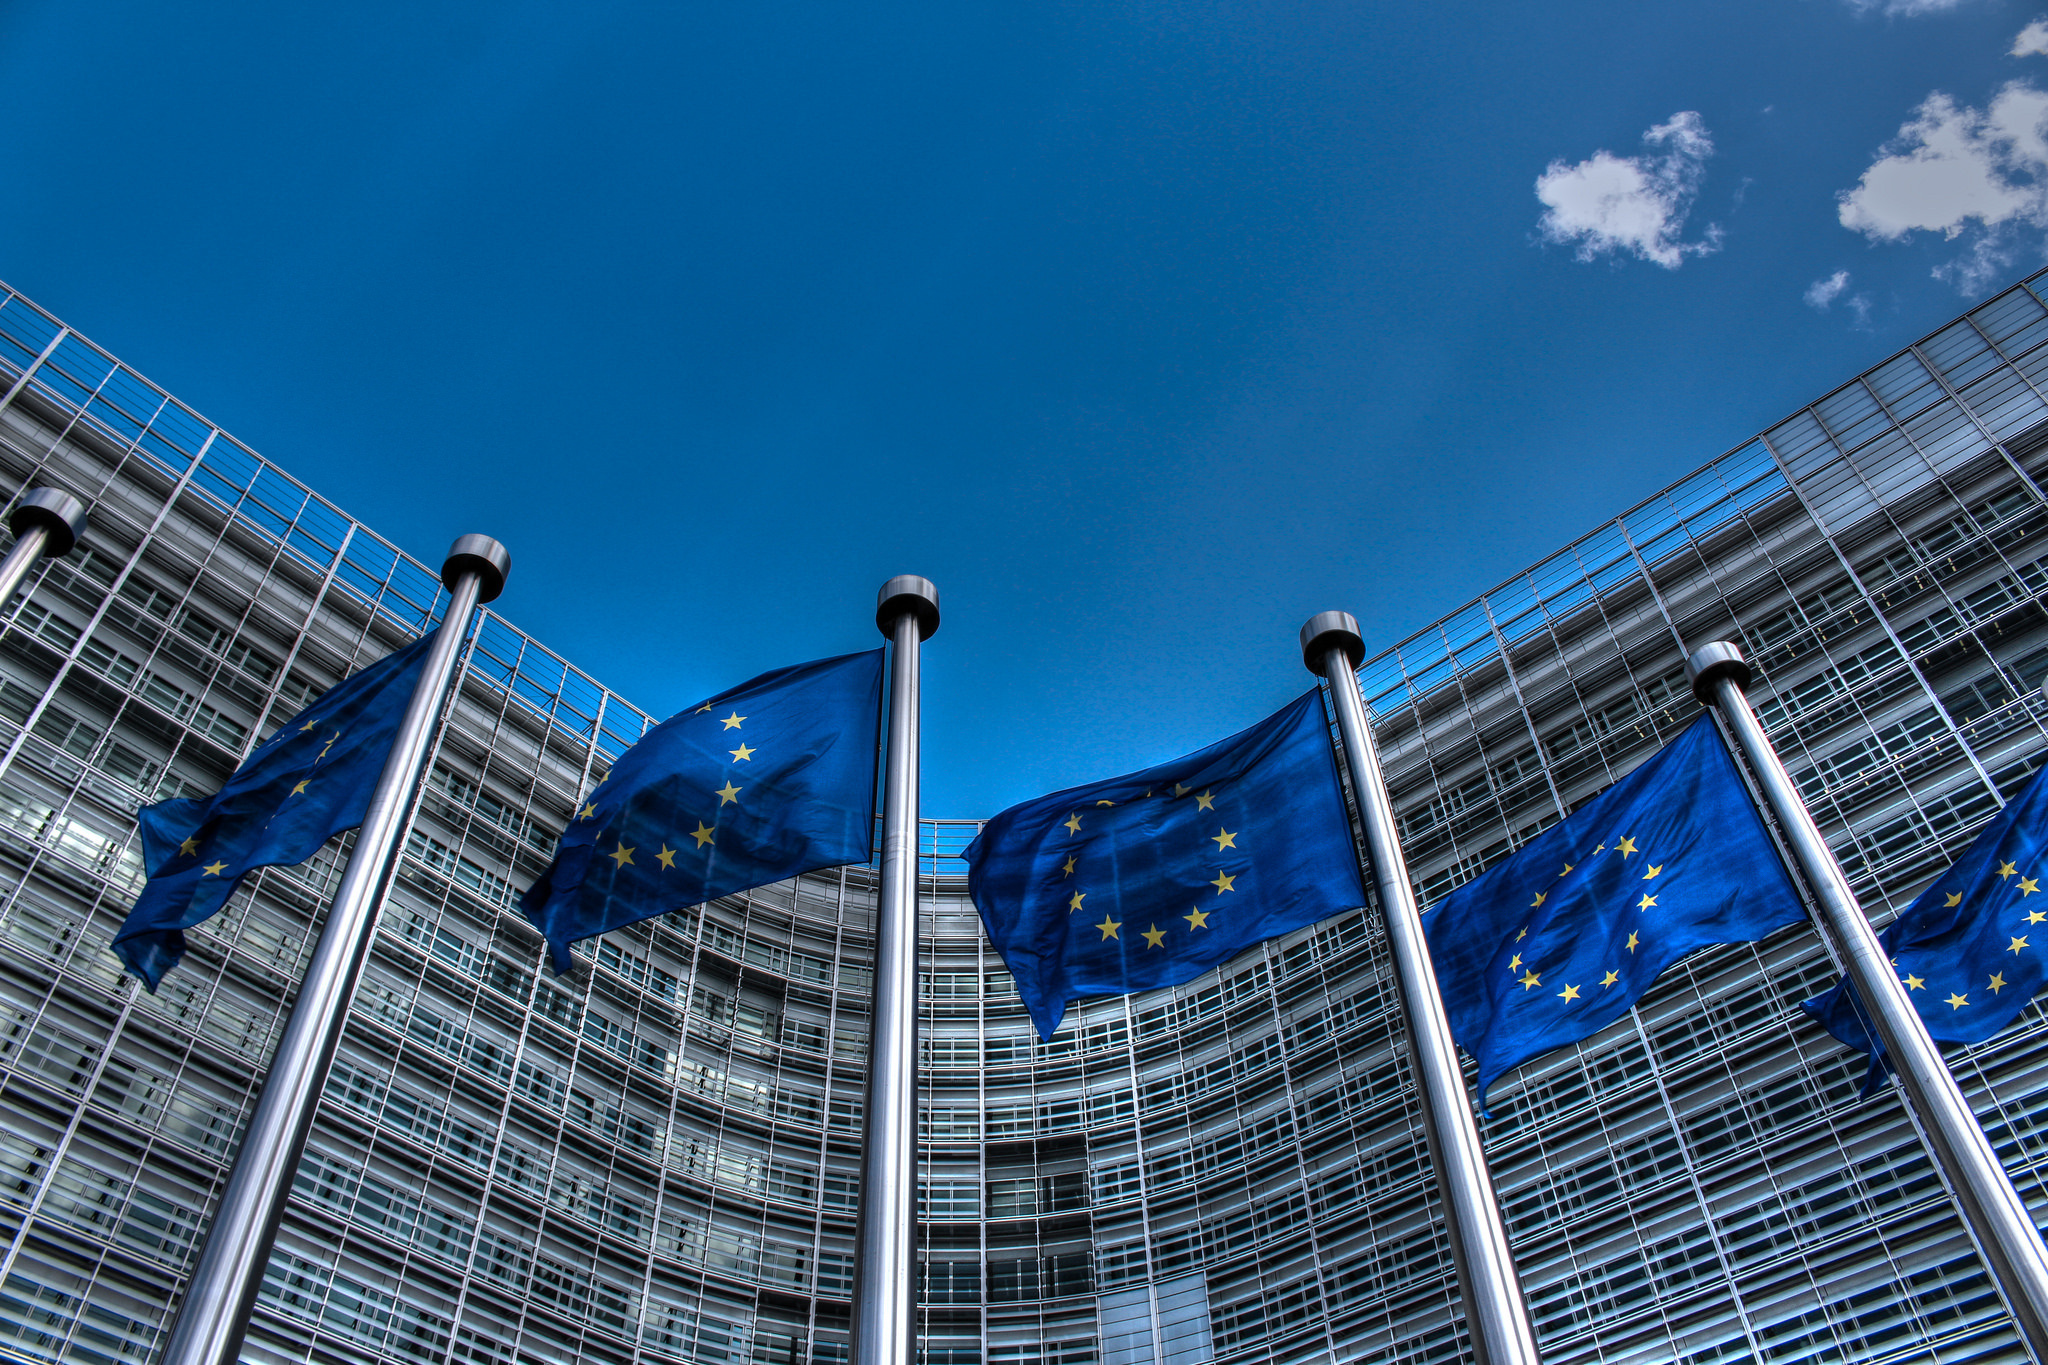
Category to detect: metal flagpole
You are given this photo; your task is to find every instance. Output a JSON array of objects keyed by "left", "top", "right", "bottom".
[
  {"left": 852, "top": 575, "right": 939, "bottom": 1365},
  {"left": 1688, "top": 640, "right": 2048, "bottom": 1360},
  {"left": 158, "top": 535, "right": 510, "bottom": 1365},
  {"left": 1301, "top": 612, "right": 1542, "bottom": 1365},
  {"left": 0, "top": 487, "right": 87, "bottom": 605}
]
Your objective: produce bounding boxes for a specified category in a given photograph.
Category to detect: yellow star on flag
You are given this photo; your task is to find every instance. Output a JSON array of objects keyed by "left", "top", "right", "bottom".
[
  {"left": 2022, "top": 878, "right": 2041, "bottom": 896},
  {"left": 1559, "top": 863, "right": 1574, "bottom": 877},
  {"left": 1519, "top": 970, "right": 1541, "bottom": 990},
  {"left": 1947, "top": 992, "right": 1970, "bottom": 1009},
  {"left": 300, "top": 719, "right": 317, "bottom": 732},
  {"left": 721, "top": 712, "right": 746, "bottom": 730},
  {"left": 1212, "top": 828, "right": 1237, "bottom": 850},
  {"left": 1643, "top": 864, "right": 1662, "bottom": 880},
  {"left": 1903, "top": 974, "right": 1925, "bottom": 990},
  {"left": 1508, "top": 954, "right": 1523, "bottom": 971},
  {"left": 578, "top": 802, "right": 597, "bottom": 820},
  {"left": 691, "top": 823, "right": 716, "bottom": 849},
  {"left": 1557, "top": 984, "right": 1580, "bottom": 1001},
  {"left": 2030, "top": 910, "right": 2047, "bottom": 925},
  {"left": 1626, "top": 931, "right": 1640, "bottom": 954},
  {"left": 696, "top": 702, "right": 713, "bottom": 713},
  {"left": 1069, "top": 891, "right": 1086, "bottom": 912},
  {"left": 202, "top": 860, "right": 227, "bottom": 876},
  {"left": 1142, "top": 925, "right": 1167, "bottom": 948},
  {"left": 1062, "top": 854, "right": 1077, "bottom": 877},
  {"left": 1173, "top": 783, "right": 1190, "bottom": 797},
  {"left": 609, "top": 843, "right": 636, "bottom": 867},
  {"left": 1990, "top": 972, "right": 2009, "bottom": 994},
  {"left": 291, "top": 780, "right": 309, "bottom": 796},
  {"left": 1600, "top": 970, "right": 1619, "bottom": 988},
  {"left": 716, "top": 781, "right": 742, "bottom": 805},
  {"left": 1096, "top": 916, "right": 1121, "bottom": 940},
  {"left": 178, "top": 836, "right": 200, "bottom": 856},
  {"left": 657, "top": 845, "right": 677, "bottom": 869},
  {"left": 1614, "top": 836, "right": 1638, "bottom": 857},
  {"left": 1530, "top": 891, "right": 1547, "bottom": 908},
  {"left": 729, "top": 743, "right": 755, "bottom": 762},
  {"left": 1638, "top": 894, "right": 1657, "bottom": 911},
  {"left": 1195, "top": 790, "right": 1215, "bottom": 811},
  {"left": 1946, "top": 892, "right": 1963, "bottom": 908},
  {"left": 1184, "top": 908, "right": 1209, "bottom": 930},
  {"left": 1210, "top": 872, "right": 1236, "bottom": 894},
  {"left": 2000, "top": 861, "right": 2018, "bottom": 879},
  {"left": 2011, "top": 936, "right": 2030, "bottom": 954},
  {"left": 1064, "top": 813, "right": 1082, "bottom": 834}
]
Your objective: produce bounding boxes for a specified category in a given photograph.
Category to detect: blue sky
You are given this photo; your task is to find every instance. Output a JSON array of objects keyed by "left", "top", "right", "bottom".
[{"left": 3, "top": 0, "right": 2047, "bottom": 815}]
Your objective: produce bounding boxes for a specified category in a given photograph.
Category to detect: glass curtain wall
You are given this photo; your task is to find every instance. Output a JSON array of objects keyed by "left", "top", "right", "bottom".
[{"left": 4, "top": 275, "right": 2048, "bottom": 1365}]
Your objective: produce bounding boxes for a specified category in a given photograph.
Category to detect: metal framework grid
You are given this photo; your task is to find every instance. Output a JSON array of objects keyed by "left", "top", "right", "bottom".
[{"left": 0, "top": 275, "right": 2043, "bottom": 1365}]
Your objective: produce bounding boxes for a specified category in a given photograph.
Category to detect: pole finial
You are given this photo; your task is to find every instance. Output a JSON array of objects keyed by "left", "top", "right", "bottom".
[
  {"left": 1300, "top": 611, "right": 1364, "bottom": 676},
  {"left": 443, "top": 535, "right": 511, "bottom": 603},
  {"left": 12, "top": 487, "right": 87, "bottom": 559},
  {"left": 1685, "top": 640, "right": 1750, "bottom": 704},
  {"left": 876, "top": 575, "right": 939, "bottom": 641}
]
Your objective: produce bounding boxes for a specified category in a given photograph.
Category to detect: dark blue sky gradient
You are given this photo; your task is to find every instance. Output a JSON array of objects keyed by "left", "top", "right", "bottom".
[{"left": 0, "top": 0, "right": 2040, "bottom": 814}]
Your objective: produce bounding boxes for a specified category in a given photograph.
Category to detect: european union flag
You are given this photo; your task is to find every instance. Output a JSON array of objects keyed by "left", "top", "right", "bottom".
[
  {"left": 1427, "top": 715, "right": 1807, "bottom": 1104},
  {"left": 521, "top": 649, "right": 883, "bottom": 972},
  {"left": 1804, "top": 764, "right": 2048, "bottom": 1075},
  {"left": 966, "top": 690, "right": 1364, "bottom": 1040},
  {"left": 113, "top": 630, "right": 440, "bottom": 991}
]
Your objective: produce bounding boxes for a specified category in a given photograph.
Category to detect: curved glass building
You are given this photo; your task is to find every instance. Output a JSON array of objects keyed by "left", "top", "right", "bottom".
[{"left": 3, "top": 274, "right": 2048, "bottom": 1365}]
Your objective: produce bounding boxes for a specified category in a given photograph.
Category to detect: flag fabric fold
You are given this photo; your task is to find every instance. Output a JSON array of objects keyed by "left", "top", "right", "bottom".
[
  {"left": 965, "top": 689, "right": 1365, "bottom": 1040},
  {"left": 1803, "top": 763, "right": 2048, "bottom": 1078},
  {"left": 1426, "top": 715, "right": 1808, "bottom": 1104},
  {"left": 113, "top": 629, "right": 440, "bottom": 990},
  {"left": 520, "top": 649, "right": 884, "bottom": 973}
]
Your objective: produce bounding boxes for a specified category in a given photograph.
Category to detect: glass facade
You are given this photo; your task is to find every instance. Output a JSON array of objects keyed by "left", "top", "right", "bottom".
[{"left": 3, "top": 274, "right": 2048, "bottom": 1365}]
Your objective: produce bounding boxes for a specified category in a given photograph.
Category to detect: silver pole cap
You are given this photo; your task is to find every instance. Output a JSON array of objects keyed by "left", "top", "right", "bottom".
[
  {"left": 1300, "top": 610, "right": 1365, "bottom": 676},
  {"left": 876, "top": 575, "right": 940, "bottom": 640},
  {"left": 11, "top": 487, "right": 87, "bottom": 559},
  {"left": 443, "top": 534, "right": 511, "bottom": 603},
  {"left": 1685, "top": 639, "right": 1751, "bottom": 703}
]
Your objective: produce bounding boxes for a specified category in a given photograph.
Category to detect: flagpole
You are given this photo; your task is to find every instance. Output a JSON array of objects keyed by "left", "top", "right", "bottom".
[
  {"left": 1688, "top": 639, "right": 2048, "bottom": 1359},
  {"left": 158, "top": 535, "right": 510, "bottom": 1365},
  {"left": 1301, "top": 612, "right": 1541, "bottom": 1365},
  {"left": 0, "top": 487, "right": 87, "bottom": 605},
  {"left": 852, "top": 574, "right": 939, "bottom": 1365}
]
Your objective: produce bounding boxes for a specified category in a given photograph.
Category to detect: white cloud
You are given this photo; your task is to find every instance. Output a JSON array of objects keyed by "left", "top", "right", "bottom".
[
  {"left": 2017, "top": 18, "right": 2048, "bottom": 55},
  {"left": 1803, "top": 270, "right": 1874, "bottom": 324},
  {"left": 1804, "top": 270, "right": 1851, "bottom": 308},
  {"left": 1534, "top": 112, "right": 1722, "bottom": 269},
  {"left": 1837, "top": 79, "right": 2048, "bottom": 292},
  {"left": 1846, "top": 0, "right": 1972, "bottom": 14}
]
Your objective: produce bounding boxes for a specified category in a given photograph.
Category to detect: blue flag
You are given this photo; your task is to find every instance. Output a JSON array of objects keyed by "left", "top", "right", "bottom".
[
  {"left": 113, "top": 630, "right": 440, "bottom": 991},
  {"left": 965, "top": 690, "right": 1365, "bottom": 1040},
  {"left": 1803, "top": 764, "right": 2048, "bottom": 1078},
  {"left": 521, "top": 649, "right": 883, "bottom": 972},
  {"left": 1426, "top": 715, "right": 1807, "bottom": 1104}
]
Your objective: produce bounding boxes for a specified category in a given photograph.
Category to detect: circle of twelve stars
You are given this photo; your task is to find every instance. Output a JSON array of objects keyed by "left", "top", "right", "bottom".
[
  {"left": 1896, "top": 860, "right": 2041, "bottom": 1011},
  {"left": 582, "top": 703, "right": 751, "bottom": 872},
  {"left": 1507, "top": 833, "right": 1665, "bottom": 1004},
  {"left": 181, "top": 717, "right": 344, "bottom": 876},
  {"left": 1059, "top": 784, "right": 1235, "bottom": 949}
]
